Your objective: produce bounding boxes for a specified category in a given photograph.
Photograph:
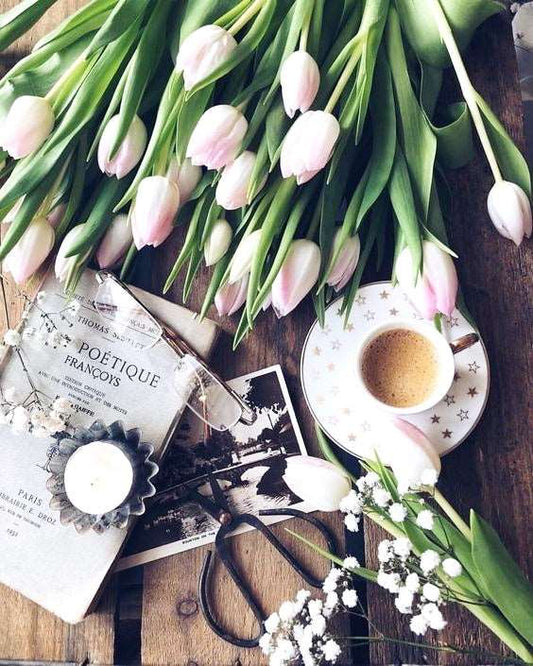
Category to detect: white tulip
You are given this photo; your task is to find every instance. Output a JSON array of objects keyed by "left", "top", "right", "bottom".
[
  {"left": 228, "top": 229, "right": 262, "bottom": 283},
  {"left": 487, "top": 180, "right": 532, "bottom": 246},
  {"left": 204, "top": 219, "right": 232, "bottom": 266},
  {"left": 282, "top": 456, "right": 351, "bottom": 512}
]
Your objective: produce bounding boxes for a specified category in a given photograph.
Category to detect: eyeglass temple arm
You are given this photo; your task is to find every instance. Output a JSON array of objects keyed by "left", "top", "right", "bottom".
[{"left": 160, "top": 324, "right": 256, "bottom": 426}]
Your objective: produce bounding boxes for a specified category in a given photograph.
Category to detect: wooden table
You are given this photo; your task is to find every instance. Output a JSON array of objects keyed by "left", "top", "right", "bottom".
[{"left": 0, "top": 3, "right": 532, "bottom": 665}]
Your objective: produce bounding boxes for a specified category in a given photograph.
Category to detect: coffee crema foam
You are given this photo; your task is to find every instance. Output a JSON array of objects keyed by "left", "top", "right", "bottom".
[{"left": 361, "top": 329, "right": 439, "bottom": 408}]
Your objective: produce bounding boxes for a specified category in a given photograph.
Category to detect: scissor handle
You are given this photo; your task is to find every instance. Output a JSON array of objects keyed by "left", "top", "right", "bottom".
[{"left": 198, "top": 509, "right": 338, "bottom": 648}]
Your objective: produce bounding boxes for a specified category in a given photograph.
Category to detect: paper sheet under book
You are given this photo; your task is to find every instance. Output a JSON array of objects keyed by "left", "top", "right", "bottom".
[
  {"left": 119, "top": 365, "right": 309, "bottom": 570},
  {"left": 0, "top": 269, "right": 218, "bottom": 623}
]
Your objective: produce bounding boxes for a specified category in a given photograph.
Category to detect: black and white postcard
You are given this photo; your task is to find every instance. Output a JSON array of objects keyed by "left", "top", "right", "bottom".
[{"left": 118, "top": 365, "right": 308, "bottom": 570}]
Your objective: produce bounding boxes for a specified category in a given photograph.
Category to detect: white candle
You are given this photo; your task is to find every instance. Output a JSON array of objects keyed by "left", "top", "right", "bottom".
[{"left": 64, "top": 441, "right": 134, "bottom": 515}]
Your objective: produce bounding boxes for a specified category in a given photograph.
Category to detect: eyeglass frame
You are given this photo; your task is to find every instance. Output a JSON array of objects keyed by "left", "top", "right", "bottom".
[{"left": 94, "top": 270, "right": 256, "bottom": 427}]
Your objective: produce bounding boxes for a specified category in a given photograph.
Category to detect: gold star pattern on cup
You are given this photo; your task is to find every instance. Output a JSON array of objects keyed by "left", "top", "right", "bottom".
[
  {"left": 468, "top": 361, "right": 480, "bottom": 373},
  {"left": 331, "top": 339, "right": 341, "bottom": 350},
  {"left": 313, "top": 346, "right": 321, "bottom": 356},
  {"left": 364, "top": 310, "right": 375, "bottom": 321},
  {"left": 354, "top": 294, "right": 366, "bottom": 306},
  {"left": 345, "top": 323, "right": 354, "bottom": 332},
  {"left": 444, "top": 394, "right": 456, "bottom": 406},
  {"left": 431, "top": 414, "right": 441, "bottom": 424},
  {"left": 389, "top": 308, "right": 399, "bottom": 316},
  {"left": 379, "top": 290, "right": 389, "bottom": 300},
  {"left": 467, "top": 387, "right": 478, "bottom": 398},
  {"left": 442, "top": 429, "right": 453, "bottom": 439},
  {"left": 457, "top": 409, "right": 469, "bottom": 421}
]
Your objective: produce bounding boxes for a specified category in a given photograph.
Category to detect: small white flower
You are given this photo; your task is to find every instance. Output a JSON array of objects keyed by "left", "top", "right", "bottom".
[
  {"left": 11, "top": 405, "right": 30, "bottom": 432},
  {"left": 52, "top": 397, "right": 71, "bottom": 413},
  {"left": 259, "top": 632, "right": 273, "bottom": 655},
  {"left": 442, "top": 557, "right": 462, "bottom": 578},
  {"left": 422, "top": 582, "right": 441, "bottom": 602},
  {"left": 395, "top": 587, "right": 414, "bottom": 614},
  {"left": 404, "top": 572, "right": 420, "bottom": 593},
  {"left": 410, "top": 613, "right": 428, "bottom": 636},
  {"left": 278, "top": 601, "right": 296, "bottom": 622},
  {"left": 3, "top": 329, "right": 21, "bottom": 346},
  {"left": 392, "top": 537, "right": 412, "bottom": 560},
  {"left": 4, "top": 387, "right": 18, "bottom": 403},
  {"left": 377, "top": 540, "right": 393, "bottom": 563},
  {"left": 420, "top": 468, "right": 439, "bottom": 486},
  {"left": 264, "top": 612, "right": 280, "bottom": 633},
  {"left": 47, "top": 330, "right": 64, "bottom": 347},
  {"left": 339, "top": 489, "right": 362, "bottom": 514},
  {"left": 308, "top": 598, "right": 324, "bottom": 617},
  {"left": 324, "top": 591, "right": 338, "bottom": 611},
  {"left": 365, "top": 471, "right": 380, "bottom": 486},
  {"left": 372, "top": 486, "right": 392, "bottom": 507},
  {"left": 377, "top": 571, "right": 400, "bottom": 593},
  {"left": 310, "top": 614, "right": 326, "bottom": 636},
  {"left": 343, "top": 556, "right": 360, "bottom": 569},
  {"left": 421, "top": 602, "right": 447, "bottom": 630},
  {"left": 276, "top": 638, "right": 296, "bottom": 661},
  {"left": 416, "top": 509, "right": 435, "bottom": 530},
  {"left": 420, "top": 550, "right": 440, "bottom": 574},
  {"left": 322, "top": 638, "right": 342, "bottom": 662},
  {"left": 389, "top": 502, "right": 407, "bottom": 522},
  {"left": 341, "top": 589, "right": 358, "bottom": 608},
  {"left": 344, "top": 512, "right": 360, "bottom": 532}
]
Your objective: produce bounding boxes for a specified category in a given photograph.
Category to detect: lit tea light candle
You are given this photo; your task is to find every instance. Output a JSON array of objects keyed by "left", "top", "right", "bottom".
[{"left": 64, "top": 441, "right": 134, "bottom": 515}]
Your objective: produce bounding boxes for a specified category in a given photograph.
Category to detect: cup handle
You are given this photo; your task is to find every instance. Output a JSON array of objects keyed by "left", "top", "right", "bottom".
[{"left": 449, "top": 333, "right": 479, "bottom": 355}]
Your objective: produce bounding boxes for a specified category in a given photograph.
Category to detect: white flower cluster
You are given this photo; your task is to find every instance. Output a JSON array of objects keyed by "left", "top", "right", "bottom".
[
  {"left": 376, "top": 537, "right": 462, "bottom": 637},
  {"left": 0, "top": 391, "right": 71, "bottom": 438},
  {"left": 339, "top": 469, "right": 439, "bottom": 533},
  {"left": 260, "top": 559, "right": 359, "bottom": 666}
]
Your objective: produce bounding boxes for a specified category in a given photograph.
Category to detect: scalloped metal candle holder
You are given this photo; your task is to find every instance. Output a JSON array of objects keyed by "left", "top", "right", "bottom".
[{"left": 46, "top": 420, "right": 159, "bottom": 534}]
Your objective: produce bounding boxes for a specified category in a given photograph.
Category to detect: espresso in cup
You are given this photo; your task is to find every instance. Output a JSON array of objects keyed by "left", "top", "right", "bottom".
[{"left": 361, "top": 328, "right": 439, "bottom": 408}]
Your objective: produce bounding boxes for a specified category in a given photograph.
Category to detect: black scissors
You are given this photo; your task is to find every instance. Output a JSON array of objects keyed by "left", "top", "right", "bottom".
[{"left": 187, "top": 472, "right": 338, "bottom": 648}]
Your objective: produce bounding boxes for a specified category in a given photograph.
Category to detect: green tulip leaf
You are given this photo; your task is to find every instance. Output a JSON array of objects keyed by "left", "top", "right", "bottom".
[
  {"left": 86, "top": 0, "right": 148, "bottom": 57},
  {"left": 471, "top": 510, "right": 533, "bottom": 644},
  {"left": 396, "top": 0, "right": 503, "bottom": 68},
  {"left": 176, "top": 83, "right": 213, "bottom": 163},
  {"left": 475, "top": 92, "right": 532, "bottom": 198},
  {"left": 0, "top": 0, "right": 59, "bottom": 52},
  {"left": 265, "top": 98, "right": 291, "bottom": 166}
]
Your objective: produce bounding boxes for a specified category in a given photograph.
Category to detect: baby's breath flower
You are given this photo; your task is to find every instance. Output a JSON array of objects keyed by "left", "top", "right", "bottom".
[
  {"left": 392, "top": 537, "right": 412, "bottom": 560},
  {"left": 324, "top": 591, "right": 338, "bottom": 611},
  {"left": 322, "top": 638, "right": 341, "bottom": 662},
  {"left": 389, "top": 502, "right": 407, "bottom": 522},
  {"left": 421, "top": 602, "right": 447, "bottom": 630},
  {"left": 310, "top": 614, "right": 326, "bottom": 636},
  {"left": 343, "top": 556, "right": 360, "bottom": 569},
  {"left": 372, "top": 486, "right": 392, "bottom": 507},
  {"left": 339, "top": 489, "right": 362, "bottom": 513},
  {"left": 11, "top": 405, "right": 30, "bottom": 432},
  {"left": 344, "top": 512, "right": 359, "bottom": 532},
  {"left": 409, "top": 613, "right": 428, "bottom": 636},
  {"left": 420, "top": 550, "right": 440, "bottom": 574},
  {"left": 395, "top": 588, "right": 414, "bottom": 614},
  {"left": 308, "top": 599, "right": 324, "bottom": 617},
  {"left": 422, "top": 582, "right": 441, "bottom": 602},
  {"left": 341, "top": 589, "right": 358, "bottom": 608},
  {"left": 442, "top": 557, "right": 462, "bottom": 578},
  {"left": 404, "top": 572, "right": 420, "bottom": 593},
  {"left": 264, "top": 612, "right": 280, "bottom": 633},
  {"left": 259, "top": 632, "right": 274, "bottom": 655},
  {"left": 36, "top": 291, "right": 47, "bottom": 304},
  {"left": 416, "top": 509, "right": 435, "bottom": 530},
  {"left": 4, "top": 387, "right": 18, "bottom": 403},
  {"left": 377, "top": 539, "right": 393, "bottom": 563},
  {"left": 420, "top": 468, "right": 439, "bottom": 487},
  {"left": 3, "top": 329, "right": 21, "bottom": 346},
  {"left": 279, "top": 601, "right": 297, "bottom": 622}
]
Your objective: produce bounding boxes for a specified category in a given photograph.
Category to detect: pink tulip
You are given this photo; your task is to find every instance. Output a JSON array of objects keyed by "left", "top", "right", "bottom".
[
  {"left": 1, "top": 96, "right": 54, "bottom": 159},
  {"left": 228, "top": 229, "right": 262, "bottom": 283},
  {"left": 55, "top": 225, "right": 88, "bottom": 283},
  {"left": 131, "top": 176, "right": 180, "bottom": 249},
  {"left": 280, "top": 111, "right": 340, "bottom": 185},
  {"left": 216, "top": 151, "right": 263, "bottom": 210},
  {"left": 175, "top": 25, "right": 237, "bottom": 91},
  {"left": 96, "top": 214, "right": 132, "bottom": 269},
  {"left": 215, "top": 275, "right": 249, "bottom": 316},
  {"left": 166, "top": 157, "right": 202, "bottom": 204},
  {"left": 186, "top": 105, "right": 248, "bottom": 170},
  {"left": 280, "top": 51, "right": 320, "bottom": 118},
  {"left": 395, "top": 241, "right": 458, "bottom": 320},
  {"left": 327, "top": 230, "right": 360, "bottom": 291},
  {"left": 204, "top": 219, "right": 232, "bottom": 266},
  {"left": 47, "top": 202, "right": 66, "bottom": 229},
  {"left": 3, "top": 216, "right": 54, "bottom": 283},
  {"left": 271, "top": 239, "right": 321, "bottom": 317},
  {"left": 98, "top": 115, "right": 147, "bottom": 179},
  {"left": 487, "top": 180, "right": 532, "bottom": 246},
  {"left": 282, "top": 456, "right": 351, "bottom": 511}
]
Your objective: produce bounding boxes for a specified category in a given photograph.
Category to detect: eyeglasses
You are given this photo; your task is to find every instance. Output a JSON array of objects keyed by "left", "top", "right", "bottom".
[{"left": 93, "top": 270, "right": 256, "bottom": 432}]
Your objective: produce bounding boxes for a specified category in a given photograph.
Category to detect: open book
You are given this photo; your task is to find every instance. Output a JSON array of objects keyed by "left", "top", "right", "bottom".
[{"left": 0, "top": 269, "right": 218, "bottom": 623}]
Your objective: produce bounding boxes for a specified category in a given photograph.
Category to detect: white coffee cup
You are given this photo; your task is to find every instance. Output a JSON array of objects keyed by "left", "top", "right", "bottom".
[{"left": 354, "top": 319, "right": 479, "bottom": 415}]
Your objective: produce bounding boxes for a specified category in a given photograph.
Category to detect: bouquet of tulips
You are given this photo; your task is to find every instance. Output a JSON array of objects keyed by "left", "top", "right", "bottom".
[
  {"left": 0, "top": 0, "right": 530, "bottom": 344},
  {"left": 270, "top": 421, "right": 533, "bottom": 665}
]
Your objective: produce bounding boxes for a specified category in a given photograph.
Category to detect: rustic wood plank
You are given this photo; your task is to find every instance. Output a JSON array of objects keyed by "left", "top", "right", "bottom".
[
  {"left": 366, "top": 10, "right": 533, "bottom": 665},
  {"left": 0, "top": 2, "right": 116, "bottom": 663}
]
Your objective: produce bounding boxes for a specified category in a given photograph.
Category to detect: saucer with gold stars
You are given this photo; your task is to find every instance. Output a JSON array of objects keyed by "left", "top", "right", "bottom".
[{"left": 300, "top": 282, "right": 490, "bottom": 458}]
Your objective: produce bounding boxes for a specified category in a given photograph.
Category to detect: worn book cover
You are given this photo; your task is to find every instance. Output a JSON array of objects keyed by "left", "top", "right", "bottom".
[{"left": 0, "top": 269, "right": 218, "bottom": 623}]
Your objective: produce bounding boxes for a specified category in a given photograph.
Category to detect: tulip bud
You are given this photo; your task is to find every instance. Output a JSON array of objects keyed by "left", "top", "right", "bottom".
[
  {"left": 204, "top": 219, "right": 232, "bottom": 266},
  {"left": 395, "top": 241, "right": 458, "bottom": 320},
  {"left": 47, "top": 202, "right": 66, "bottom": 229},
  {"left": 280, "top": 51, "right": 320, "bottom": 118},
  {"left": 487, "top": 180, "right": 532, "bottom": 246},
  {"left": 228, "top": 229, "right": 262, "bottom": 283},
  {"left": 166, "top": 157, "right": 202, "bottom": 204},
  {"left": 216, "top": 151, "right": 264, "bottom": 210},
  {"left": 3, "top": 217, "right": 55, "bottom": 284},
  {"left": 271, "top": 239, "right": 321, "bottom": 317},
  {"left": 373, "top": 417, "right": 441, "bottom": 493},
  {"left": 175, "top": 25, "right": 237, "bottom": 91},
  {"left": 55, "top": 226, "right": 88, "bottom": 283},
  {"left": 98, "top": 115, "right": 147, "bottom": 179},
  {"left": 215, "top": 275, "right": 249, "bottom": 316},
  {"left": 282, "top": 456, "right": 351, "bottom": 511},
  {"left": 327, "top": 230, "right": 360, "bottom": 291},
  {"left": 131, "top": 176, "right": 180, "bottom": 250},
  {"left": 96, "top": 214, "right": 132, "bottom": 269},
  {"left": 280, "top": 111, "right": 340, "bottom": 185},
  {"left": 1, "top": 96, "right": 54, "bottom": 159},
  {"left": 187, "top": 105, "right": 248, "bottom": 170}
]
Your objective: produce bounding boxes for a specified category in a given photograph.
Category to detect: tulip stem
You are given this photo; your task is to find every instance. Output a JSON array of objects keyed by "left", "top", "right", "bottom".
[
  {"left": 428, "top": 0, "right": 503, "bottom": 183},
  {"left": 433, "top": 487, "right": 472, "bottom": 541},
  {"left": 45, "top": 53, "right": 90, "bottom": 111},
  {"left": 324, "top": 36, "right": 363, "bottom": 113},
  {"left": 299, "top": 0, "right": 314, "bottom": 51},
  {"left": 228, "top": 0, "right": 265, "bottom": 36}
]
